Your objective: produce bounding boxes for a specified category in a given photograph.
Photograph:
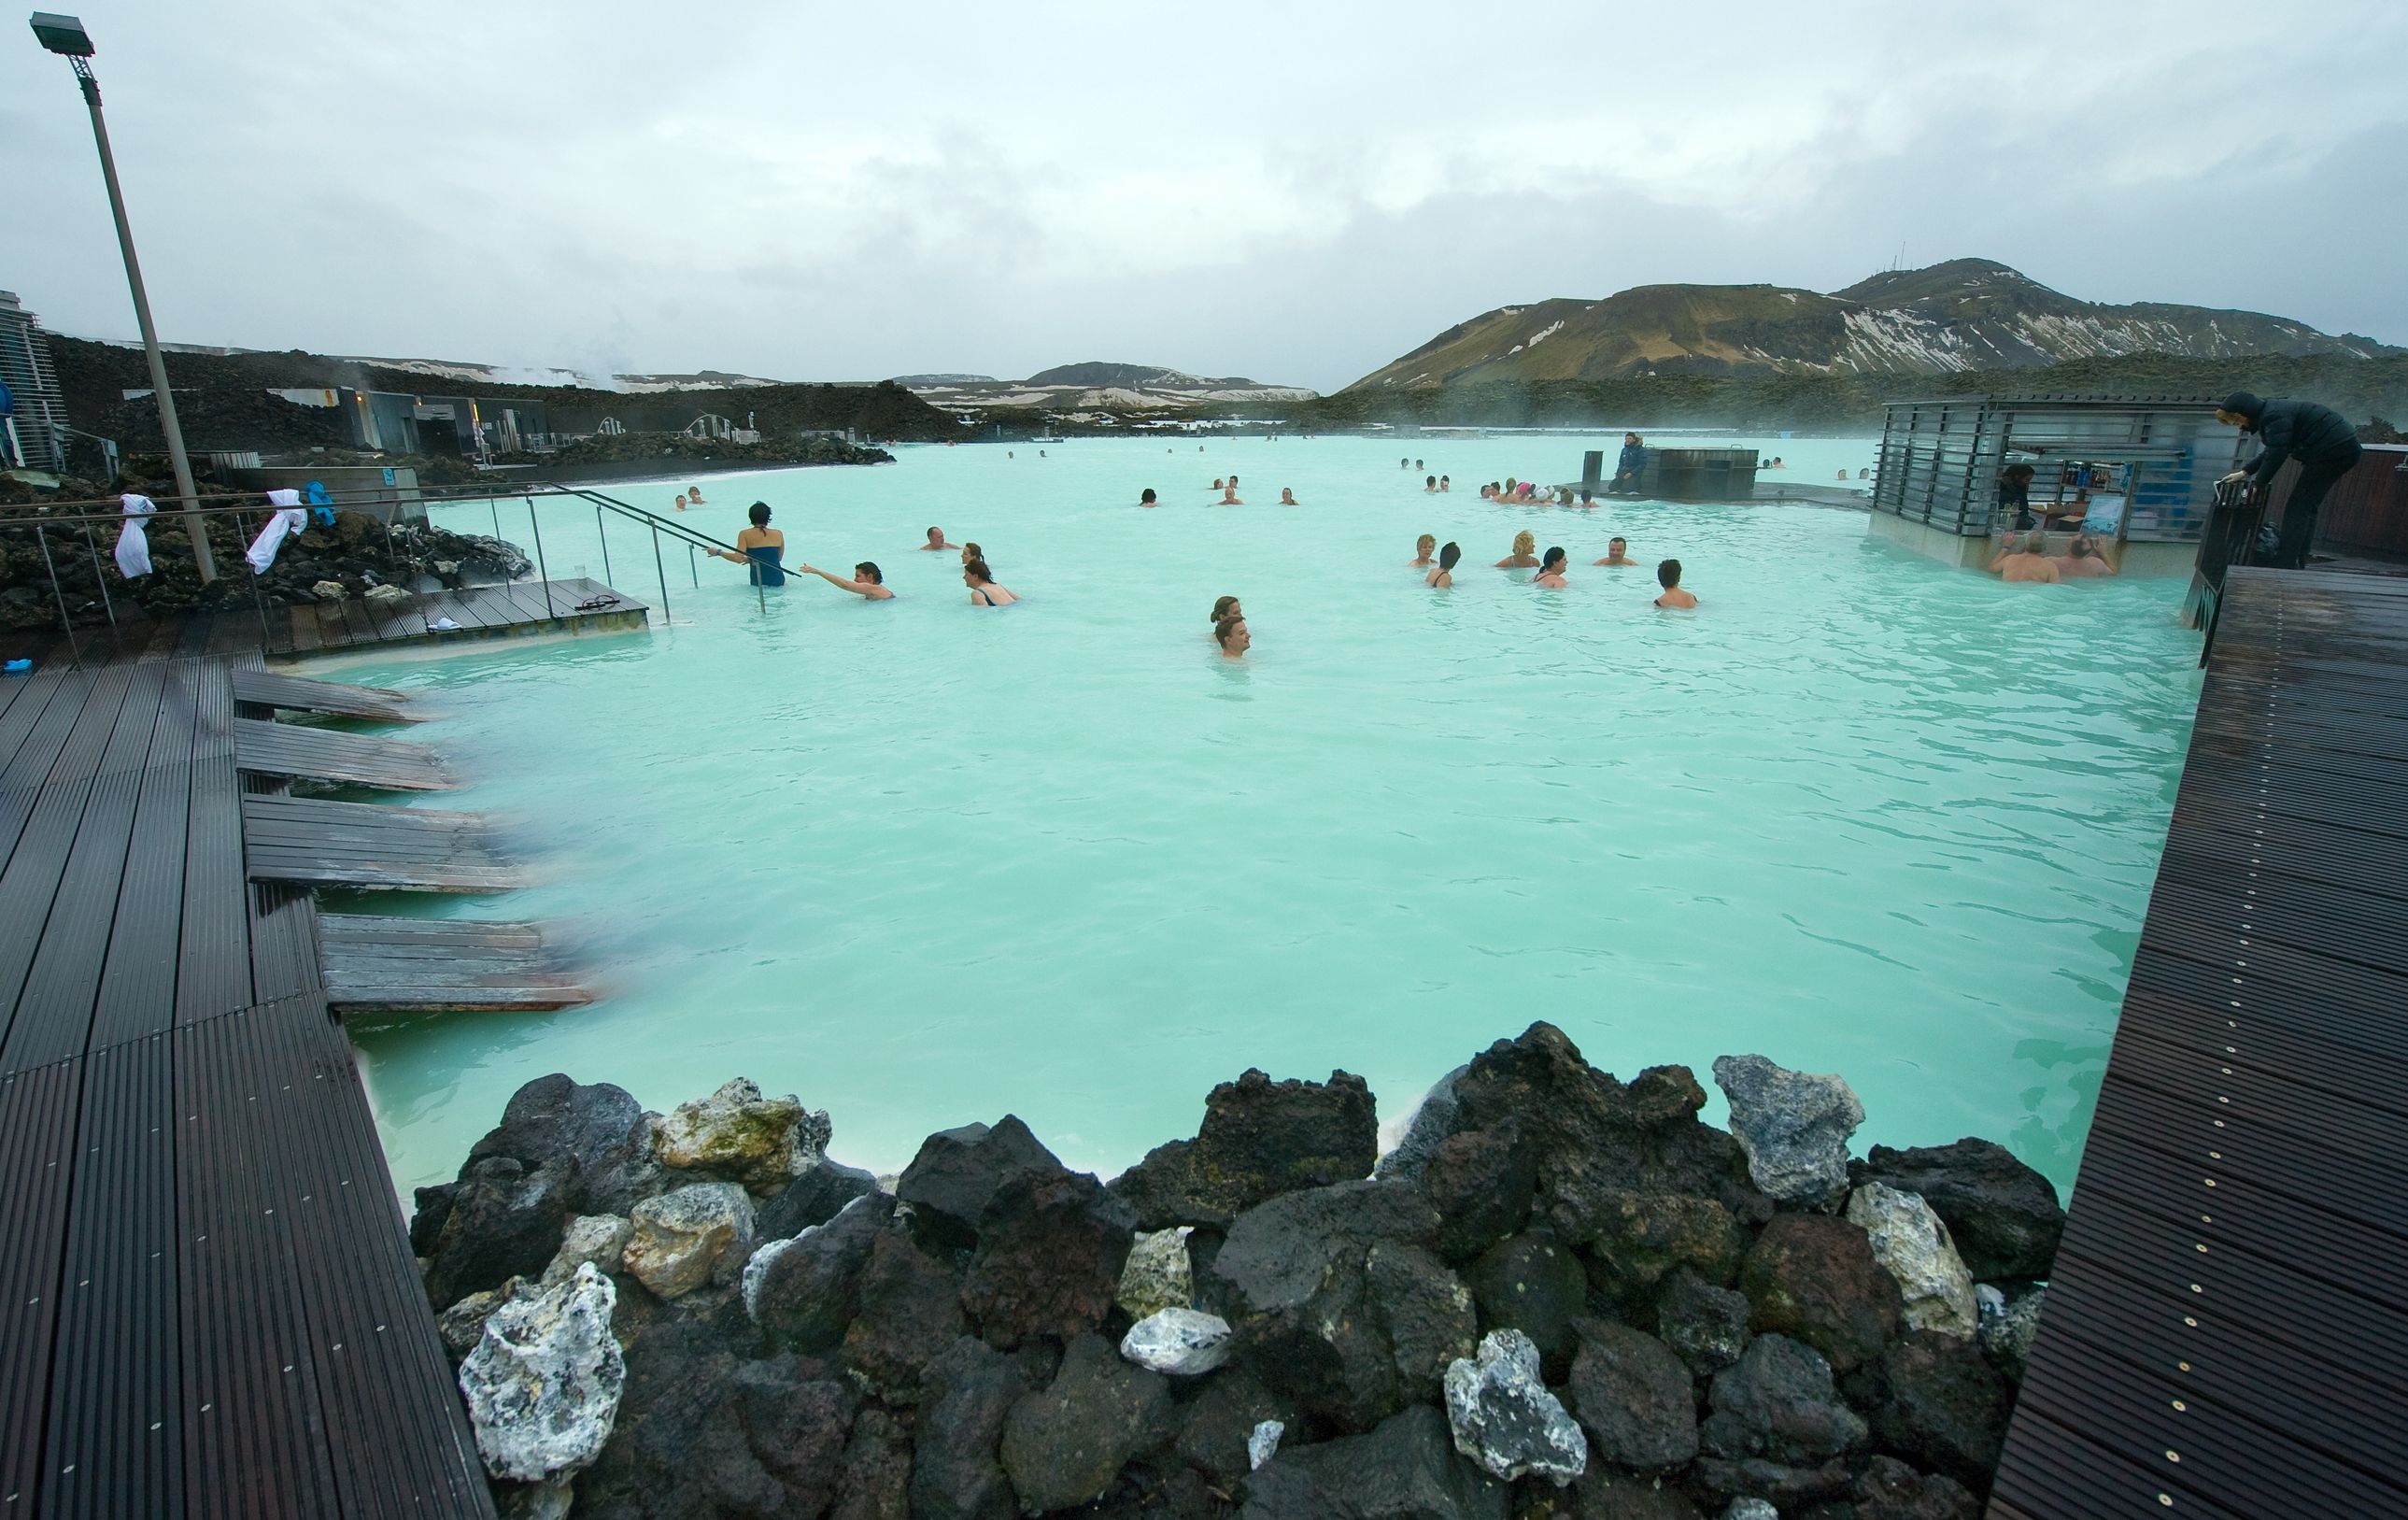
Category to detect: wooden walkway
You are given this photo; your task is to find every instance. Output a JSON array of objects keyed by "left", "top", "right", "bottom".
[
  {"left": 320, "top": 916, "right": 588, "bottom": 1013},
  {"left": 1989, "top": 568, "right": 2408, "bottom": 1520},
  {"left": 0, "top": 650, "right": 498, "bottom": 1519},
  {"left": 2, "top": 577, "right": 645, "bottom": 672}
]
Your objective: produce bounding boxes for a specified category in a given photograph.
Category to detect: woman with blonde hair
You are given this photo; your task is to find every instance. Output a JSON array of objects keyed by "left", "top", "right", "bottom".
[
  {"left": 1495, "top": 530, "right": 1540, "bottom": 568},
  {"left": 1409, "top": 533, "right": 1437, "bottom": 568}
]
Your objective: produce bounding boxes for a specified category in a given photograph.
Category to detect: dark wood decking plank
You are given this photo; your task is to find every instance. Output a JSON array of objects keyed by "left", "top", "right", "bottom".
[
  {"left": 234, "top": 719, "right": 454, "bottom": 791},
  {"left": 229, "top": 670, "right": 417, "bottom": 725},
  {"left": 177, "top": 661, "right": 252, "bottom": 1026},
  {"left": 0, "top": 1059, "right": 85, "bottom": 1516}
]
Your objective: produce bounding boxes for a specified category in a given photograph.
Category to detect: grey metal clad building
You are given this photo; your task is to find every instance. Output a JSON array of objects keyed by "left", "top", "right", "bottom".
[
  {"left": 0, "top": 291, "right": 72, "bottom": 472},
  {"left": 1866, "top": 394, "right": 2248, "bottom": 574}
]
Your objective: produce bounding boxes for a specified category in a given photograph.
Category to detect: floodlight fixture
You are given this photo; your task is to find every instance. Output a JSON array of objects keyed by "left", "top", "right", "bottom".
[{"left": 28, "top": 11, "right": 92, "bottom": 57}]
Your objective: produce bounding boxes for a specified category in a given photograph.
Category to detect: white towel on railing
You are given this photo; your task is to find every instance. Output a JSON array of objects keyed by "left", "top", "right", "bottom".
[
  {"left": 245, "top": 490, "right": 310, "bottom": 575},
  {"left": 114, "top": 492, "right": 158, "bottom": 578}
]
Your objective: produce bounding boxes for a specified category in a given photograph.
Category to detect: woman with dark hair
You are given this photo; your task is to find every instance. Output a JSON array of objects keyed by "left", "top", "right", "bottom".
[
  {"left": 1426, "top": 542, "right": 1461, "bottom": 589},
  {"left": 1140, "top": 489, "right": 1159, "bottom": 507},
  {"left": 797, "top": 561, "right": 894, "bottom": 599},
  {"left": 700, "top": 502, "right": 786, "bottom": 586},
  {"left": 964, "top": 559, "right": 1017, "bottom": 605},
  {"left": 1210, "top": 595, "right": 1242, "bottom": 632},
  {"left": 1534, "top": 547, "right": 1569, "bottom": 588},
  {"left": 1999, "top": 463, "right": 2039, "bottom": 532},
  {"left": 959, "top": 541, "right": 983, "bottom": 567}
]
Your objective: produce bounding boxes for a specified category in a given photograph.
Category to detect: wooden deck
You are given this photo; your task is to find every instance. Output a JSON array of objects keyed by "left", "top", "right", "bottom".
[
  {"left": 0, "top": 651, "right": 495, "bottom": 1518},
  {"left": 2, "top": 577, "right": 645, "bottom": 672},
  {"left": 1988, "top": 567, "right": 2408, "bottom": 1520},
  {"left": 320, "top": 916, "right": 589, "bottom": 1014}
]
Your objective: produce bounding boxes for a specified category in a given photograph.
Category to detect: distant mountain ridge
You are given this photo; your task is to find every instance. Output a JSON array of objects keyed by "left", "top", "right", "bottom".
[
  {"left": 1025, "top": 361, "right": 1268, "bottom": 389},
  {"left": 1348, "top": 259, "right": 2401, "bottom": 391}
]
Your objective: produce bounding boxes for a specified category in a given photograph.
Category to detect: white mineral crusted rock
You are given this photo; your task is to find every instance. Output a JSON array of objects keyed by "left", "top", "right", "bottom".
[
  {"left": 1848, "top": 1182, "right": 1977, "bottom": 1338},
  {"left": 1248, "top": 1418, "right": 1284, "bottom": 1471},
  {"left": 1723, "top": 1500, "right": 1778, "bottom": 1520},
  {"left": 1118, "top": 1307, "right": 1232, "bottom": 1375},
  {"left": 502, "top": 1477, "right": 574, "bottom": 1520},
  {"left": 311, "top": 580, "right": 347, "bottom": 601},
  {"left": 542, "top": 1214, "right": 634, "bottom": 1286},
  {"left": 1441, "top": 1328, "right": 1587, "bottom": 1485},
  {"left": 1711, "top": 1054, "right": 1864, "bottom": 1210},
  {"left": 365, "top": 582, "right": 413, "bottom": 604},
  {"left": 622, "top": 1182, "right": 754, "bottom": 1300},
  {"left": 1114, "top": 1227, "right": 1195, "bottom": 1320},
  {"left": 459, "top": 1262, "right": 624, "bottom": 1484},
  {"left": 653, "top": 1077, "right": 829, "bottom": 1193}
]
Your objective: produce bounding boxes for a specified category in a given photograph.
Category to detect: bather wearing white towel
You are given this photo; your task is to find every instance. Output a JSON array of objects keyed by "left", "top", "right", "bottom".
[
  {"left": 245, "top": 488, "right": 311, "bottom": 575},
  {"left": 114, "top": 493, "right": 158, "bottom": 578}
]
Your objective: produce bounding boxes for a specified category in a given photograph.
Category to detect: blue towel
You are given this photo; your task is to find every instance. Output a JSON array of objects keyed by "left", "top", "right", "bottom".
[{"left": 305, "top": 480, "right": 335, "bottom": 527}]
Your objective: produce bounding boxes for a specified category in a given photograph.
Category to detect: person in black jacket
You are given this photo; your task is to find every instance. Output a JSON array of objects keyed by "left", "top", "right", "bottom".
[
  {"left": 1610, "top": 433, "right": 1648, "bottom": 495},
  {"left": 2217, "top": 391, "right": 2364, "bottom": 569}
]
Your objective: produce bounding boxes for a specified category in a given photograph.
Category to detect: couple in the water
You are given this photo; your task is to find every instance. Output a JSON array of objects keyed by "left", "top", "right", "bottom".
[
  {"left": 1412, "top": 538, "right": 1569, "bottom": 588},
  {"left": 702, "top": 504, "right": 1013, "bottom": 604},
  {"left": 1209, "top": 594, "right": 1250, "bottom": 659},
  {"left": 1410, "top": 531, "right": 1693, "bottom": 604}
]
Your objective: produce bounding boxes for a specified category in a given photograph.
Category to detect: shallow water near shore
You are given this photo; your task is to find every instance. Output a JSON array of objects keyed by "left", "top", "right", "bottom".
[{"left": 333, "top": 433, "right": 2200, "bottom": 1200}]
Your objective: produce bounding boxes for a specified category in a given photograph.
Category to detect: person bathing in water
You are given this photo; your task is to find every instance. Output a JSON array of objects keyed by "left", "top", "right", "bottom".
[
  {"left": 1409, "top": 533, "right": 1437, "bottom": 568},
  {"left": 963, "top": 558, "right": 1017, "bottom": 605},
  {"left": 1594, "top": 535, "right": 1638, "bottom": 567},
  {"left": 1534, "top": 547, "right": 1569, "bottom": 588},
  {"left": 1214, "top": 617, "right": 1251, "bottom": 660},
  {"left": 1221, "top": 480, "right": 1244, "bottom": 504},
  {"left": 1279, "top": 488, "right": 1298, "bottom": 504},
  {"left": 1989, "top": 532, "right": 2060, "bottom": 583},
  {"left": 687, "top": 485, "right": 707, "bottom": 506},
  {"left": 1427, "top": 542, "right": 1461, "bottom": 589},
  {"left": 1653, "top": 559, "right": 1697, "bottom": 608},
  {"left": 2053, "top": 533, "right": 2118, "bottom": 579},
  {"left": 699, "top": 502, "right": 786, "bottom": 585},
  {"left": 1140, "top": 489, "right": 1159, "bottom": 508},
  {"left": 1496, "top": 530, "right": 1540, "bottom": 568},
  {"left": 798, "top": 561, "right": 894, "bottom": 599},
  {"left": 920, "top": 526, "right": 959, "bottom": 551},
  {"left": 1210, "top": 595, "right": 1242, "bottom": 633}
]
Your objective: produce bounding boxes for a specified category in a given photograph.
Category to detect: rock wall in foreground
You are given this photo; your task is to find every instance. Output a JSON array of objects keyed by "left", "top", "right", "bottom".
[{"left": 410, "top": 1024, "right": 2064, "bottom": 1520}]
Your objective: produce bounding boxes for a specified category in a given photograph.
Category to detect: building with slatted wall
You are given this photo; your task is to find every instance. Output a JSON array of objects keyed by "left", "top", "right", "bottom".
[{"left": 0, "top": 291, "right": 73, "bottom": 473}]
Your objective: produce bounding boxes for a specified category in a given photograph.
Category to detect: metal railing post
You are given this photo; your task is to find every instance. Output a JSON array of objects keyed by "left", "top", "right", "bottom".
[
  {"left": 35, "top": 526, "right": 81, "bottom": 662},
  {"left": 79, "top": 522, "right": 120, "bottom": 634},
  {"left": 688, "top": 543, "right": 698, "bottom": 586},
  {"left": 234, "top": 512, "right": 274, "bottom": 649},
  {"left": 595, "top": 504, "right": 614, "bottom": 589},
  {"left": 526, "top": 498, "right": 555, "bottom": 617},
  {"left": 490, "top": 501, "right": 503, "bottom": 542},
  {"left": 649, "top": 523, "right": 671, "bottom": 623}
]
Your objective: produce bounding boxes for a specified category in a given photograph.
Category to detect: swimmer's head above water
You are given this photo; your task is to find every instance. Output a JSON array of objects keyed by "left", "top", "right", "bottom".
[{"left": 748, "top": 502, "right": 772, "bottom": 528}]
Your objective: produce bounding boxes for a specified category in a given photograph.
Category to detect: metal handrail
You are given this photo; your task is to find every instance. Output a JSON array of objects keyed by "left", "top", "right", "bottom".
[{"left": 1, "top": 479, "right": 778, "bottom": 655}]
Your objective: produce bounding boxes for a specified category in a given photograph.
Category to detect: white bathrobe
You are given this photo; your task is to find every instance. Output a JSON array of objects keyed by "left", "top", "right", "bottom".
[
  {"left": 114, "top": 493, "right": 158, "bottom": 578},
  {"left": 245, "top": 489, "right": 311, "bottom": 575}
]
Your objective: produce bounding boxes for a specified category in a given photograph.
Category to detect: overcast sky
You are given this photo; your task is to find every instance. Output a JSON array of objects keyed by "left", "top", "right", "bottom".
[{"left": 5, "top": 1, "right": 2403, "bottom": 391}]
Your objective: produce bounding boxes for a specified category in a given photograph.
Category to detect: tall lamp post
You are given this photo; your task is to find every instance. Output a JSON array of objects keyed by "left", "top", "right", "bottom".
[{"left": 29, "top": 10, "right": 216, "bottom": 581}]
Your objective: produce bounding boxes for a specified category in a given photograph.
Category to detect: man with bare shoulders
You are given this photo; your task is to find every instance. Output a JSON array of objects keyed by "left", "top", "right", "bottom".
[
  {"left": 1653, "top": 559, "right": 1697, "bottom": 608},
  {"left": 1989, "top": 532, "right": 2061, "bottom": 584},
  {"left": 919, "top": 526, "right": 958, "bottom": 551},
  {"left": 2052, "top": 533, "right": 2118, "bottom": 579},
  {"left": 1594, "top": 535, "right": 1639, "bottom": 567}
]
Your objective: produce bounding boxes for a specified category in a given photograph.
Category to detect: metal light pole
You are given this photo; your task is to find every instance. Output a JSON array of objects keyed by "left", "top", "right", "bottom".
[{"left": 29, "top": 11, "right": 216, "bottom": 581}]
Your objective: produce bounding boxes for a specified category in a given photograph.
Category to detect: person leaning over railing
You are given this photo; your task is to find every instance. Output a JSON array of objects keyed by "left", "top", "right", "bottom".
[{"left": 2216, "top": 391, "right": 2364, "bottom": 570}]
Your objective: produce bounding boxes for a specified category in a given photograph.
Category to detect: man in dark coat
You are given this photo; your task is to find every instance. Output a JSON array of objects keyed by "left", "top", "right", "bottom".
[
  {"left": 1610, "top": 433, "right": 1648, "bottom": 495},
  {"left": 2217, "top": 391, "right": 2365, "bottom": 569}
]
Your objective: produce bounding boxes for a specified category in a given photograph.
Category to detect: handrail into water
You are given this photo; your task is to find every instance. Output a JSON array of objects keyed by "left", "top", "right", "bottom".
[
  {"left": 2187, "top": 474, "right": 2268, "bottom": 661},
  {"left": 0, "top": 478, "right": 778, "bottom": 650}
]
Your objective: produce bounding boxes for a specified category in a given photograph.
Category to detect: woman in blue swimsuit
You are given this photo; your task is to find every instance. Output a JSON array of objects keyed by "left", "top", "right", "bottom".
[{"left": 701, "top": 502, "right": 787, "bottom": 586}]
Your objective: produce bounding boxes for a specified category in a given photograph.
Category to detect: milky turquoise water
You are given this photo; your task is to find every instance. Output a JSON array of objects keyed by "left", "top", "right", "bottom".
[{"left": 329, "top": 433, "right": 2202, "bottom": 1200}]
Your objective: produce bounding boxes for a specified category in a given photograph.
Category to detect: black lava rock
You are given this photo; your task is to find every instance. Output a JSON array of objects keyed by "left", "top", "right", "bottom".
[
  {"left": 1738, "top": 1213, "right": 1904, "bottom": 1375},
  {"left": 897, "top": 1116, "right": 1065, "bottom": 1249},
  {"left": 1110, "top": 1068, "right": 1381, "bottom": 1229},
  {"left": 1699, "top": 1332, "right": 1867, "bottom": 1466},
  {"left": 756, "top": 1160, "right": 879, "bottom": 1241},
  {"left": 962, "top": 1166, "right": 1138, "bottom": 1348},
  {"left": 1566, "top": 1316, "right": 1699, "bottom": 1470},
  {"left": 460, "top": 1073, "right": 659, "bottom": 1216},
  {"left": 999, "top": 1332, "right": 1173, "bottom": 1513},
  {"left": 1862, "top": 1332, "right": 2014, "bottom": 1494},
  {"left": 420, "top": 1155, "right": 574, "bottom": 1309},
  {"left": 1466, "top": 1230, "right": 1589, "bottom": 1374},
  {"left": 1238, "top": 1403, "right": 1507, "bottom": 1520},
  {"left": 750, "top": 1192, "right": 896, "bottom": 1353},
  {"left": 842, "top": 1228, "right": 969, "bottom": 1402},
  {"left": 1853, "top": 1139, "right": 2066, "bottom": 1284},
  {"left": 1654, "top": 1269, "right": 1751, "bottom": 1378},
  {"left": 911, "top": 1337, "right": 1029, "bottom": 1520}
]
